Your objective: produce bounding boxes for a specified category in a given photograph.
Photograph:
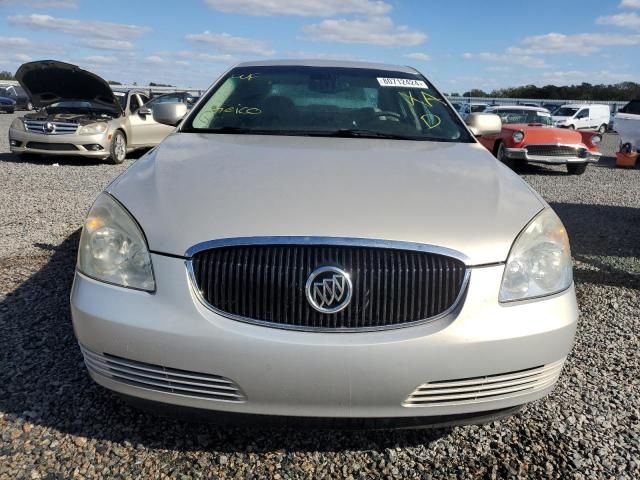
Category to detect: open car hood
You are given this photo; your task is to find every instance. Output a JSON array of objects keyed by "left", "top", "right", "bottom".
[{"left": 15, "top": 60, "right": 122, "bottom": 112}]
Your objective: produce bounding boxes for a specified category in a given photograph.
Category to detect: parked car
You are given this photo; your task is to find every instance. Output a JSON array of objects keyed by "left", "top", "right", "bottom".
[
  {"left": 542, "top": 103, "right": 562, "bottom": 114},
  {"left": 147, "top": 91, "right": 199, "bottom": 109},
  {"left": 612, "top": 99, "right": 640, "bottom": 151},
  {"left": 71, "top": 60, "right": 577, "bottom": 428},
  {"left": 0, "top": 93, "right": 16, "bottom": 113},
  {"left": 482, "top": 105, "right": 601, "bottom": 175},
  {"left": 458, "top": 102, "right": 489, "bottom": 119},
  {"left": 0, "top": 85, "right": 34, "bottom": 110},
  {"left": 450, "top": 101, "right": 462, "bottom": 113},
  {"left": 8, "top": 60, "right": 176, "bottom": 163},
  {"left": 552, "top": 104, "right": 610, "bottom": 133}
]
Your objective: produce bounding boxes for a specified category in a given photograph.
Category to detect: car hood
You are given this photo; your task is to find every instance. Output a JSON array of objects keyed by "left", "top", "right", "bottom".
[
  {"left": 505, "top": 124, "right": 587, "bottom": 145},
  {"left": 108, "top": 134, "right": 545, "bottom": 265},
  {"left": 15, "top": 60, "right": 121, "bottom": 112}
]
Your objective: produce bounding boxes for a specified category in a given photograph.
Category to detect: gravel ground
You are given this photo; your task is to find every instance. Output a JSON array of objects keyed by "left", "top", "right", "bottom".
[{"left": 0, "top": 111, "right": 638, "bottom": 479}]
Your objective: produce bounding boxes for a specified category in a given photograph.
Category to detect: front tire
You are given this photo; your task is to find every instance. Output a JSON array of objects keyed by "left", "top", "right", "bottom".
[
  {"left": 109, "top": 130, "right": 127, "bottom": 164},
  {"left": 568, "top": 124, "right": 575, "bottom": 130},
  {"left": 26, "top": 102, "right": 33, "bottom": 111},
  {"left": 567, "top": 163, "right": 587, "bottom": 175},
  {"left": 598, "top": 124, "right": 607, "bottom": 134}
]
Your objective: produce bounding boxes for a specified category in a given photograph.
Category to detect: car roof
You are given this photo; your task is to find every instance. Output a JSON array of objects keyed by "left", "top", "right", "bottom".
[
  {"left": 560, "top": 104, "right": 603, "bottom": 108},
  {"left": 488, "top": 105, "right": 546, "bottom": 112},
  {"left": 234, "top": 59, "right": 419, "bottom": 74}
]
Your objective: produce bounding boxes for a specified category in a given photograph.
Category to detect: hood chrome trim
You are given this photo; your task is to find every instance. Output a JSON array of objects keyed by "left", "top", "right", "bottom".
[{"left": 185, "top": 236, "right": 471, "bottom": 264}]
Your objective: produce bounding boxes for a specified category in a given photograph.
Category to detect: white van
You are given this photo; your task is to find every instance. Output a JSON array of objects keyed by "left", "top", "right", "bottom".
[
  {"left": 613, "top": 99, "right": 640, "bottom": 150},
  {"left": 552, "top": 104, "right": 610, "bottom": 133}
]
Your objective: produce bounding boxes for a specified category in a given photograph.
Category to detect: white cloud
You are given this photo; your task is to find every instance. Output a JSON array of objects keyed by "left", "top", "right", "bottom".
[
  {"left": 303, "top": 17, "right": 426, "bottom": 46},
  {"left": 82, "top": 55, "right": 116, "bottom": 64},
  {"left": 203, "top": 0, "right": 390, "bottom": 16},
  {"left": 596, "top": 12, "right": 640, "bottom": 29},
  {"left": 403, "top": 52, "right": 431, "bottom": 61},
  {"left": 144, "top": 55, "right": 166, "bottom": 65},
  {"left": 79, "top": 39, "right": 135, "bottom": 51},
  {"left": 285, "top": 50, "right": 357, "bottom": 60},
  {"left": 514, "top": 32, "right": 640, "bottom": 54},
  {"left": 539, "top": 69, "right": 635, "bottom": 85},
  {"left": 149, "top": 50, "right": 236, "bottom": 66},
  {"left": 462, "top": 51, "right": 548, "bottom": 68},
  {"left": 8, "top": 14, "right": 150, "bottom": 40},
  {"left": 186, "top": 31, "right": 275, "bottom": 56},
  {"left": 486, "top": 66, "right": 512, "bottom": 72},
  {"left": 0, "top": 36, "right": 31, "bottom": 47},
  {"left": 0, "top": 0, "right": 79, "bottom": 8},
  {"left": 620, "top": 0, "right": 640, "bottom": 8}
]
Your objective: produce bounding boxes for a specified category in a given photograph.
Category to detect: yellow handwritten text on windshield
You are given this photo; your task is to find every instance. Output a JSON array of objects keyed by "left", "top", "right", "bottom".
[
  {"left": 399, "top": 91, "right": 444, "bottom": 129},
  {"left": 232, "top": 73, "right": 260, "bottom": 81}
]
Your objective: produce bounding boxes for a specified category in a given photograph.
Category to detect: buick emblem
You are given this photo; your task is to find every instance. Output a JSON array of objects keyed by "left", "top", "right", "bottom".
[
  {"left": 305, "top": 266, "right": 352, "bottom": 314},
  {"left": 43, "top": 122, "right": 55, "bottom": 133}
]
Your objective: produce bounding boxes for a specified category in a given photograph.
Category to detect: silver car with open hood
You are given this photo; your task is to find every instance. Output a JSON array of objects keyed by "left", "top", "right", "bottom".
[
  {"left": 71, "top": 60, "right": 578, "bottom": 428},
  {"left": 8, "top": 60, "right": 174, "bottom": 163}
]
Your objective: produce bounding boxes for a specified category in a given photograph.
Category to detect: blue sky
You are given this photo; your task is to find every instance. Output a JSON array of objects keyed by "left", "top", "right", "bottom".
[{"left": 1, "top": 0, "right": 639, "bottom": 92}]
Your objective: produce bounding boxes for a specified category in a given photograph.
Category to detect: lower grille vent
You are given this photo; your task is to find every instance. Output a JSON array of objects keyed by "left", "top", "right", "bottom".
[
  {"left": 80, "top": 346, "right": 246, "bottom": 402},
  {"left": 403, "top": 358, "right": 565, "bottom": 407}
]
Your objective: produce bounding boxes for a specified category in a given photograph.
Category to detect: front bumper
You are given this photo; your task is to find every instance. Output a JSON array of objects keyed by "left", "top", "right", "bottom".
[
  {"left": 9, "top": 127, "right": 110, "bottom": 158},
  {"left": 504, "top": 147, "right": 601, "bottom": 165},
  {"left": 71, "top": 253, "right": 578, "bottom": 421}
]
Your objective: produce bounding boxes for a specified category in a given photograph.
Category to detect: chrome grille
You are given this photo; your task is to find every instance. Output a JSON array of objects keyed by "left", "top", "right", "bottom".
[
  {"left": 80, "top": 346, "right": 246, "bottom": 402},
  {"left": 525, "top": 144, "right": 587, "bottom": 158},
  {"left": 403, "top": 358, "right": 565, "bottom": 407},
  {"left": 190, "top": 242, "right": 467, "bottom": 331},
  {"left": 23, "top": 119, "right": 78, "bottom": 135}
]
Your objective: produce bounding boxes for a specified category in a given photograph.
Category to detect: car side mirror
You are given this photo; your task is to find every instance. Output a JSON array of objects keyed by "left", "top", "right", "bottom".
[
  {"left": 152, "top": 102, "right": 188, "bottom": 126},
  {"left": 138, "top": 106, "right": 152, "bottom": 116},
  {"left": 466, "top": 113, "right": 502, "bottom": 137}
]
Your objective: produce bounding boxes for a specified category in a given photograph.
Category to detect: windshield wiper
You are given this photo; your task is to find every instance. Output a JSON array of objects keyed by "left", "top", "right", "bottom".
[{"left": 323, "top": 128, "right": 418, "bottom": 140}]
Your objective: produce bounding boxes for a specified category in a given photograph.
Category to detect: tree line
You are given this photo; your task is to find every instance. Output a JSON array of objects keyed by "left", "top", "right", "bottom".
[{"left": 453, "top": 82, "right": 640, "bottom": 101}]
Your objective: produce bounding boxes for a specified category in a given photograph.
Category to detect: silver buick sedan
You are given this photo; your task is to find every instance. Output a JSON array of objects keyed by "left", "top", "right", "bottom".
[{"left": 71, "top": 60, "right": 577, "bottom": 428}]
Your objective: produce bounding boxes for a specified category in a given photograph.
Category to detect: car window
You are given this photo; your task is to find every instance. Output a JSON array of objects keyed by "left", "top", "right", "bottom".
[
  {"left": 185, "top": 66, "right": 473, "bottom": 143},
  {"left": 554, "top": 107, "right": 579, "bottom": 117},
  {"left": 147, "top": 93, "right": 183, "bottom": 106},
  {"left": 576, "top": 109, "right": 588, "bottom": 118},
  {"left": 493, "top": 109, "right": 552, "bottom": 125},
  {"left": 471, "top": 104, "right": 486, "bottom": 113},
  {"left": 129, "top": 94, "right": 141, "bottom": 112}
]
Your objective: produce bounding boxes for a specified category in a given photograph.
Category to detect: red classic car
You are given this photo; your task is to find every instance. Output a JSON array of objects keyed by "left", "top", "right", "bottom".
[{"left": 478, "top": 106, "right": 602, "bottom": 175}]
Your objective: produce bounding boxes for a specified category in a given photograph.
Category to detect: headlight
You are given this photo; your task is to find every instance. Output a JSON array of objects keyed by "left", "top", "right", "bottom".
[
  {"left": 78, "top": 122, "right": 108, "bottom": 135},
  {"left": 10, "top": 118, "right": 25, "bottom": 131},
  {"left": 591, "top": 134, "right": 602, "bottom": 145},
  {"left": 512, "top": 131, "right": 525, "bottom": 142},
  {"left": 499, "top": 209, "right": 572, "bottom": 302},
  {"left": 77, "top": 193, "right": 155, "bottom": 291}
]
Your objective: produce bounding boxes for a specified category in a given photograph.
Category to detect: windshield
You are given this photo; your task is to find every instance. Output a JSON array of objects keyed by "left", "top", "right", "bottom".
[
  {"left": 491, "top": 109, "right": 553, "bottom": 126},
  {"left": 470, "top": 104, "right": 487, "bottom": 113},
  {"left": 554, "top": 107, "right": 578, "bottom": 117},
  {"left": 184, "top": 66, "right": 473, "bottom": 142}
]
